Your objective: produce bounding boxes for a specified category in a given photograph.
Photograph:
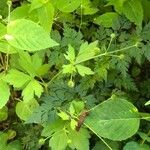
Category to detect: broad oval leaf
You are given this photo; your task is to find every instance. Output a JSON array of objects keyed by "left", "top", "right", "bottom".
[
  {"left": 123, "top": 141, "right": 150, "bottom": 150},
  {"left": 85, "top": 97, "right": 140, "bottom": 141},
  {"left": 16, "top": 99, "right": 39, "bottom": 121},
  {"left": 122, "top": 0, "right": 143, "bottom": 27},
  {"left": 94, "top": 12, "right": 119, "bottom": 28},
  {"left": 6, "top": 19, "right": 58, "bottom": 51},
  {"left": 0, "top": 106, "right": 8, "bottom": 121},
  {"left": 0, "top": 80, "right": 10, "bottom": 109}
]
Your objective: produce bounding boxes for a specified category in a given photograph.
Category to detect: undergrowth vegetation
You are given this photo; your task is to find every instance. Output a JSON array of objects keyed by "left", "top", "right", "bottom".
[{"left": 0, "top": 0, "right": 150, "bottom": 149}]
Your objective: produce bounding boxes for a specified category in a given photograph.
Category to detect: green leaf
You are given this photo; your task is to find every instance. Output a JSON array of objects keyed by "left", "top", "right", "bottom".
[
  {"left": 123, "top": 141, "right": 150, "bottom": 150},
  {"left": 42, "top": 119, "right": 65, "bottom": 137},
  {"left": 141, "top": 22, "right": 150, "bottom": 41},
  {"left": 76, "top": 65, "right": 94, "bottom": 76},
  {"left": 142, "top": 0, "right": 150, "bottom": 22},
  {"left": 0, "top": 41, "right": 17, "bottom": 54},
  {"left": 0, "top": 106, "right": 8, "bottom": 121},
  {"left": 57, "top": 111, "right": 70, "bottom": 120},
  {"left": 22, "top": 79, "right": 43, "bottom": 101},
  {"left": 95, "top": 62, "right": 109, "bottom": 81},
  {"left": 0, "top": 132, "right": 9, "bottom": 149},
  {"left": 4, "top": 69, "right": 31, "bottom": 89},
  {"left": 63, "top": 64, "right": 76, "bottom": 74},
  {"left": 0, "top": 80, "right": 10, "bottom": 109},
  {"left": 18, "top": 51, "right": 49, "bottom": 77},
  {"left": 16, "top": 99, "right": 39, "bottom": 121},
  {"left": 138, "top": 132, "right": 150, "bottom": 142},
  {"left": 122, "top": 0, "right": 143, "bottom": 27},
  {"left": 94, "top": 12, "right": 119, "bottom": 28},
  {"left": 29, "top": 0, "right": 45, "bottom": 12},
  {"left": 106, "top": 0, "right": 127, "bottom": 13},
  {"left": 56, "top": 0, "right": 81, "bottom": 12},
  {"left": 65, "top": 44, "right": 75, "bottom": 63},
  {"left": 75, "top": 41, "right": 99, "bottom": 64},
  {"left": 18, "top": 51, "right": 38, "bottom": 77},
  {"left": 49, "top": 130, "right": 68, "bottom": 150},
  {"left": 70, "top": 119, "right": 77, "bottom": 130},
  {"left": 68, "top": 128, "right": 90, "bottom": 150},
  {"left": 145, "top": 100, "right": 150, "bottom": 106},
  {"left": 0, "top": 23, "right": 16, "bottom": 54},
  {"left": 93, "top": 140, "right": 120, "bottom": 150},
  {"left": 36, "top": 64, "right": 50, "bottom": 76},
  {"left": 0, "top": 22, "right": 6, "bottom": 37},
  {"left": 7, "top": 140, "right": 22, "bottom": 150},
  {"left": 37, "top": 2, "right": 54, "bottom": 33},
  {"left": 143, "top": 43, "right": 150, "bottom": 61},
  {"left": 69, "top": 101, "right": 85, "bottom": 115},
  {"left": 81, "top": 0, "right": 98, "bottom": 15},
  {"left": 85, "top": 97, "right": 140, "bottom": 141},
  {"left": 6, "top": 19, "right": 58, "bottom": 51},
  {"left": 10, "top": 4, "right": 30, "bottom": 21},
  {"left": 0, "top": 131, "right": 21, "bottom": 150}
]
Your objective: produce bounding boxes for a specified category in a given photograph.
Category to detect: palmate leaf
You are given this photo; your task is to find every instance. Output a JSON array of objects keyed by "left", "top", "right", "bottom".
[
  {"left": 64, "top": 45, "right": 75, "bottom": 62},
  {"left": 4, "top": 69, "right": 43, "bottom": 101},
  {"left": 49, "top": 130, "right": 68, "bottom": 150},
  {"left": 85, "top": 97, "right": 140, "bottom": 141},
  {"left": 4, "top": 69, "right": 31, "bottom": 89},
  {"left": 5, "top": 19, "right": 58, "bottom": 51},
  {"left": 22, "top": 79, "right": 43, "bottom": 101},
  {"left": 68, "top": 128, "right": 90, "bottom": 150},
  {"left": 17, "top": 51, "right": 50, "bottom": 77},
  {"left": 76, "top": 65, "right": 94, "bottom": 76},
  {"left": 75, "top": 41, "right": 99, "bottom": 64}
]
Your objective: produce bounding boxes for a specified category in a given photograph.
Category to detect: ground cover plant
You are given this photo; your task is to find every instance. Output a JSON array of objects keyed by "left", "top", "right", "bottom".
[{"left": 0, "top": 0, "right": 150, "bottom": 149}]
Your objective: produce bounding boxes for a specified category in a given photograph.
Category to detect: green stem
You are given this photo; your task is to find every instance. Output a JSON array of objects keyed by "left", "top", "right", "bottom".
[
  {"left": 79, "top": 4, "right": 83, "bottom": 31},
  {"left": 106, "top": 37, "right": 113, "bottom": 52},
  {"left": 75, "top": 44, "right": 136, "bottom": 65},
  {"left": 38, "top": 76, "right": 49, "bottom": 95},
  {"left": 7, "top": 1, "right": 12, "bottom": 24},
  {"left": 44, "top": 45, "right": 136, "bottom": 88},
  {"left": 84, "top": 123, "right": 112, "bottom": 150},
  {"left": 0, "top": 53, "right": 4, "bottom": 66},
  {"left": 141, "top": 130, "right": 150, "bottom": 145},
  {"left": 5, "top": 53, "right": 9, "bottom": 71},
  {"left": 47, "top": 70, "right": 63, "bottom": 86}
]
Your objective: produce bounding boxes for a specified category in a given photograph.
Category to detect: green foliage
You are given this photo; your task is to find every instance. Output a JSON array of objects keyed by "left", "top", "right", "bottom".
[
  {"left": 123, "top": 141, "right": 150, "bottom": 150},
  {"left": 94, "top": 12, "right": 119, "bottom": 28},
  {"left": 6, "top": 19, "right": 58, "bottom": 51},
  {"left": 0, "top": 0, "right": 150, "bottom": 149},
  {"left": 85, "top": 96, "right": 140, "bottom": 141},
  {"left": 0, "top": 75, "right": 10, "bottom": 108},
  {"left": 16, "top": 99, "right": 39, "bottom": 121},
  {"left": 0, "top": 106, "right": 8, "bottom": 121}
]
